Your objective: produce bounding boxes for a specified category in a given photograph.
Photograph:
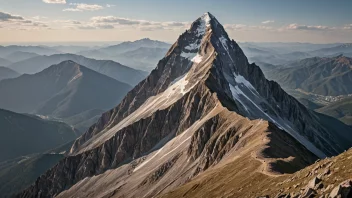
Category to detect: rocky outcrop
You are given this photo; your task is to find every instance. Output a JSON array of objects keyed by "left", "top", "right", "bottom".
[{"left": 329, "top": 180, "right": 352, "bottom": 198}]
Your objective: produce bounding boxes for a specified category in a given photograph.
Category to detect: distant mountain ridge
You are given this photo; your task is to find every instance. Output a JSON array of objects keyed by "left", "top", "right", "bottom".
[
  {"left": 78, "top": 38, "right": 171, "bottom": 71},
  {"left": 310, "top": 43, "right": 352, "bottom": 56},
  {"left": 0, "top": 45, "right": 60, "bottom": 57},
  {"left": 0, "top": 60, "right": 132, "bottom": 119},
  {"left": 0, "top": 108, "right": 77, "bottom": 162},
  {"left": 0, "top": 66, "right": 19, "bottom": 81},
  {"left": 3, "top": 51, "right": 39, "bottom": 62},
  {"left": 8, "top": 53, "right": 148, "bottom": 86},
  {"left": 99, "top": 38, "right": 170, "bottom": 54},
  {"left": 0, "top": 57, "right": 11, "bottom": 66},
  {"left": 262, "top": 55, "right": 352, "bottom": 96}
]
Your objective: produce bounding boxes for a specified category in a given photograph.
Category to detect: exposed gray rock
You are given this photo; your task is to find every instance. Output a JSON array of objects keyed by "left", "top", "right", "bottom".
[
  {"left": 329, "top": 179, "right": 352, "bottom": 198},
  {"left": 308, "top": 176, "right": 322, "bottom": 189}
]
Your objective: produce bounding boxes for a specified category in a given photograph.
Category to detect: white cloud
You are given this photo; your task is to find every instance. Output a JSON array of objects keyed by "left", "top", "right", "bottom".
[
  {"left": 64, "top": 3, "right": 104, "bottom": 11},
  {"left": 0, "top": 11, "right": 50, "bottom": 30},
  {"left": 286, "top": 23, "right": 331, "bottom": 31},
  {"left": 54, "top": 20, "right": 81, "bottom": 24},
  {"left": 42, "top": 0, "right": 66, "bottom": 4},
  {"left": 262, "top": 20, "right": 274, "bottom": 24},
  {"left": 77, "top": 25, "right": 96, "bottom": 30},
  {"left": 106, "top": 4, "right": 116, "bottom": 8},
  {"left": 77, "top": 23, "right": 114, "bottom": 30},
  {"left": 63, "top": 8, "right": 82, "bottom": 12},
  {"left": 89, "top": 16, "right": 190, "bottom": 31},
  {"left": 224, "top": 24, "right": 248, "bottom": 30},
  {"left": 91, "top": 16, "right": 141, "bottom": 24},
  {"left": 32, "top": 16, "right": 48, "bottom": 20},
  {"left": 343, "top": 24, "right": 352, "bottom": 30}
]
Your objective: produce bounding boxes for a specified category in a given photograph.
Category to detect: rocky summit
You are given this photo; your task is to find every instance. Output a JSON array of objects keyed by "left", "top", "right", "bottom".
[{"left": 17, "top": 13, "right": 352, "bottom": 198}]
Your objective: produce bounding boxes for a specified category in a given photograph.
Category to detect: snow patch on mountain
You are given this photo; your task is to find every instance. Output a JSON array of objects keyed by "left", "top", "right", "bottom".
[
  {"left": 76, "top": 71, "right": 199, "bottom": 154},
  {"left": 228, "top": 74, "right": 327, "bottom": 158},
  {"left": 196, "top": 13, "right": 211, "bottom": 36},
  {"left": 185, "top": 43, "right": 201, "bottom": 51},
  {"left": 181, "top": 52, "right": 197, "bottom": 60},
  {"left": 191, "top": 54, "right": 203, "bottom": 63}
]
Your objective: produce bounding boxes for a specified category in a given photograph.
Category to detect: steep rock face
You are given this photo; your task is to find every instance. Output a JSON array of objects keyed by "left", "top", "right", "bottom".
[{"left": 17, "top": 13, "right": 352, "bottom": 198}]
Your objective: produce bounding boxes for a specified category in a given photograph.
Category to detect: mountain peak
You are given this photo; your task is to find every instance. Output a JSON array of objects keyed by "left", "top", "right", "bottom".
[{"left": 17, "top": 11, "right": 352, "bottom": 198}]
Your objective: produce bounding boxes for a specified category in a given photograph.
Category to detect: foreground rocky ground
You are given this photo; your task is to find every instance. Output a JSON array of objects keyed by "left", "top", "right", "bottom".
[{"left": 162, "top": 148, "right": 352, "bottom": 198}]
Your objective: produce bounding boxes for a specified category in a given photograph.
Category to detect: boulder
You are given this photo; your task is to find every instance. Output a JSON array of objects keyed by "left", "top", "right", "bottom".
[{"left": 329, "top": 179, "right": 352, "bottom": 198}]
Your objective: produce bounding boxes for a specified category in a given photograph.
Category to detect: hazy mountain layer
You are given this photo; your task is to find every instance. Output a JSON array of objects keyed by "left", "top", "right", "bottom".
[
  {"left": 4, "top": 51, "right": 39, "bottom": 62},
  {"left": 8, "top": 54, "right": 148, "bottom": 86},
  {"left": 0, "top": 108, "right": 77, "bottom": 162},
  {"left": 0, "top": 57, "right": 11, "bottom": 66},
  {"left": 262, "top": 56, "right": 352, "bottom": 96},
  {"left": 0, "top": 46, "right": 60, "bottom": 57},
  {"left": 0, "top": 66, "right": 20, "bottom": 81},
  {"left": 0, "top": 61, "right": 132, "bottom": 118}
]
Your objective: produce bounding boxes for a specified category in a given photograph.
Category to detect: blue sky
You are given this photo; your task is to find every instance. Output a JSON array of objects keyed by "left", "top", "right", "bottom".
[{"left": 0, "top": 0, "right": 351, "bottom": 43}]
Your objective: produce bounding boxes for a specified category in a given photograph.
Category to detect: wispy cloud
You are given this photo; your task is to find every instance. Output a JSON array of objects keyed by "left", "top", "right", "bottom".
[
  {"left": 88, "top": 16, "right": 278, "bottom": 32},
  {"left": 0, "top": 12, "right": 24, "bottom": 21},
  {"left": 54, "top": 20, "right": 81, "bottom": 24},
  {"left": 262, "top": 20, "right": 275, "bottom": 24},
  {"left": 224, "top": 24, "right": 248, "bottom": 30},
  {"left": 76, "top": 24, "right": 114, "bottom": 30},
  {"left": 91, "top": 16, "right": 140, "bottom": 24},
  {"left": 224, "top": 24, "right": 273, "bottom": 31},
  {"left": 0, "top": 11, "right": 49, "bottom": 30},
  {"left": 42, "top": 0, "right": 66, "bottom": 4},
  {"left": 63, "top": 8, "right": 82, "bottom": 12},
  {"left": 89, "top": 16, "right": 190, "bottom": 31},
  {"left": 343, "top": 24, "right": 352, "bottom": 30},
  {"left": 286, "top": 23, "right": 332, "bottom": 31},
  {"left": 32, "top": 16, "right": 48, "bottom": 20},
  {"left": 64, "top": 3, "right": 104, "bottom": 12},
  {"left": 106, "top": 4, "right": 116, "bottom": 8}
]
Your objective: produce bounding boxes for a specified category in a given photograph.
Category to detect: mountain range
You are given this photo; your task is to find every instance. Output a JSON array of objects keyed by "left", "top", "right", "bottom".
[
  {"left": 3, "top": 51, "right": 39, "bottom": 63},
  {"left": 0, "top": 61, "right": 132, "bottom": 120},
  {"left": 239, "top": 42, "right": 352, "bottom": 66},
  {"left": 0, "top": 66, "right": 20, "bottom": 81},
  {"left": 7, "top": 53, "right": 148, "bottom": 86},
  {"left": 0, "top": 57, "right": 12, "bottom": 66},
  {"left": 261, "top": 55, "right": 352, "bottom": 96},
  {"left": 17, "top": 12, "right": 352, "bottom": 198},
  {"left": 0, "top": 45, "right": 60, "bottom": 57},
  {"left": 78, "top": 38, "right": 171, "bottom": 71}
]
